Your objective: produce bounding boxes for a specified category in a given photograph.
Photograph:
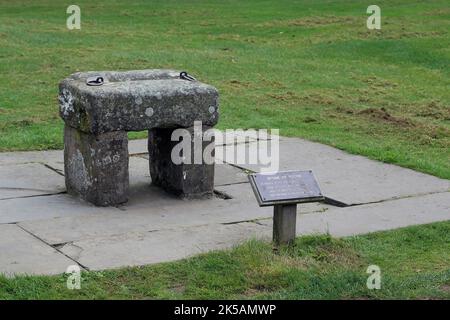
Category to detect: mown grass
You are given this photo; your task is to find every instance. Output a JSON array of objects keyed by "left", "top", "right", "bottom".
[
  {"left": 1, "top": 221, "right": 449, "bottom": 299},
  {"left": 0, "top": 0, "right": 449, "bottom": 179}
]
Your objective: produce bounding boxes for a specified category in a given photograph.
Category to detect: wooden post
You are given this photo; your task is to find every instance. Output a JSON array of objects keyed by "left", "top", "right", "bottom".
[{"left": 273, "top": 204, "right": 297, "bottom": 245}]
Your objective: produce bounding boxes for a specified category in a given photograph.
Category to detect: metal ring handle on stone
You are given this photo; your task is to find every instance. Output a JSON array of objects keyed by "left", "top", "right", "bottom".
[
  {"left": 86, "top": 76, "right": 104, "bottom": 86},
  {"left": 180, "top": 71, "right": 196, "bottom": 81}
]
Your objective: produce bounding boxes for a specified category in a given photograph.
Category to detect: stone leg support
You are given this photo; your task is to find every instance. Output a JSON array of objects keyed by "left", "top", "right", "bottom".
[
  {"left": 148, "top": 125, "right": 215, "bottom": 199},
  {"left": 273, "top": 204, "right": 297, "bottom": 245},
  {"left": 64, "top": 125, "right": 129, "bottom": 206}
]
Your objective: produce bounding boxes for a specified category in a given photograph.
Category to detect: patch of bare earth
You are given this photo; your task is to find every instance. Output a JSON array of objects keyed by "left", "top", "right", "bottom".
[
  {"left": 440, "top": 284, "right": 450, "bottom": 293},
  {"left": 415, "top": 101, "right": 450, "bottom": 121},
  {"left": 357, "top": 107, "right": 414, "bottom": 127},
  {"left": 259, "top": 16, "right": 359, "bottom": 28}
]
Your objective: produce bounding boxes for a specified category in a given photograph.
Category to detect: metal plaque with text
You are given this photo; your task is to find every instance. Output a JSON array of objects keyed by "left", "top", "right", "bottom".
[{"left": 249, "top": 170, "right": 324, "bottom": 206}]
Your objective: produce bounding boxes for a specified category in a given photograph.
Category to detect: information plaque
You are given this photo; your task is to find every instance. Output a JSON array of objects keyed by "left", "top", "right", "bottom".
[{"left": 249, "top": 170, "right": 324, "bottom": 207}]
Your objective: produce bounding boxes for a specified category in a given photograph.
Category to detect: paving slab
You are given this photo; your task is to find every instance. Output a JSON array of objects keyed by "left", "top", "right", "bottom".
[
  {"left": 59, "top": 222, "right": 269, "bottom": 270},
  {"left": 215, "top": 183, "right": 333, "bottom": 214},
  {"left": 39, "top": 191, "right": 450, "bottom": 272},
  {"left": 17, "top": 181, "right": 333, "bottom": 246},
  {"left": 17, "top": 196, "right": 269, "bottom": 245},
  {"left": 0, "top": 163, "right": 65, "bottom": 200},
  {"left": 2, "top": 133, "right": 449, "bottom": 276},
  {"left": 128, "top": 132, "right": 257, "bottom": 156},
  {"left": 128, "top": 138, "right": 148, "bottom": 155},
  {"left": 292, "top": 191, "right": 450, "bottom": 237},
  {"left": 217, "top": 139, "right": 450, "bottom": 205},
  {"left": 128, "top": 156, "right": 152, "bottom": 189},
  {"left": 0, "top": 224, "right": 76, "bottom": 276},
  {"left": 14, "top": 191, "right": 450, "bottom": 273},
  {"left": 214, "top": 164, "right": 249, "bottom": 186},
  {"left": 0, "top": 193, "right": 118, "bottom": 224},
  {"left": 130, "top": 155, "right": 248, "bottom": 187},
  {"left": 0, "top": 150, "right": 63, "bottom": 166}
]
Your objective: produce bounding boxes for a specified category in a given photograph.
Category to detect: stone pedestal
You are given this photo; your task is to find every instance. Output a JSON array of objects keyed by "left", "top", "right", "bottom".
[
  {"left": 59, "top": 69, "right": 219, "bottom": 206},
  {"left": 64, "top": 126, "right": 129, "bottom": 206}
]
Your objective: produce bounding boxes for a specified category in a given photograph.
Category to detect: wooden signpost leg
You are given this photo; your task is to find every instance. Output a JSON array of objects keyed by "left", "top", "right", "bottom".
[{"left": 273, "top": 204, "right": 297, "bottom": 245}]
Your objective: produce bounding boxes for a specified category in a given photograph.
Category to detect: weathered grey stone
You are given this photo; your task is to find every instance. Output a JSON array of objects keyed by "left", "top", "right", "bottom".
[
  {"left": 0, "top": 194, "right": 119, "bottom": 224},
  {"left": 135, "top": 152, "right": 248, "bottom": 187},
  {"left": 64, "top": 125, "right": 129, "bottom": 206},
  {"left": 0, "top": 163, "right": 65, "bottom": 200},
  {"left": 2, "top": 132, "right": 450, "bottom": 275},
  {"left": 214, "top": 164, "right": 248, "bottom": 186},
  {"left": 217, "top": 139, "right": 450, "bottom": 205},
  {"left": 0, "top": 150, "right": 63, "bottom": 166},
  {"left": 294, "top": 191, "right": 450, "bottom": 237},
  {"left": 58, "top": 222, "right": 269, "bottom": 270},
  {"left": 0, "top": 224, "right": 76, "bottom": 276},
  {"left": 148, "top": 125, "right": 215, "bottom": 198},
  {"left": 128, "top": 138, "right": 149, "bottom": 155},
  {"left": 59, "top": 70, "right": 219, "bottom": 205},
  {"left": 59, "top": 69, "right": 219, "bottom": 134}
]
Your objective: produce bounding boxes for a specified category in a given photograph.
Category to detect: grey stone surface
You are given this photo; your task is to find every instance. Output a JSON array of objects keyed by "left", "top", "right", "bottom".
[
  {"left": 128, "top": 138, "right": 148, "bottom": 155},
  {"left": 2, "top": 132, "right": 450, "bottom": 275},
  {"left": 0, "top": 224, "right": 76, "bottom": 276},
  {"left": 0, "top": 163, "right": 65, "bottom": 200},
  {"left": 17, "top": 183, "right": 331, "bottom": 246},
  {"left": 59, "top": 69, "right": 219, "bottom": 134},
  {"left": 148, "top": 126, "right": 215, "bottom": 198},
  {"left": 0, "top": 150, "right": 63, "bottom": 166},
  {"left": 0, "top": 194, "right": 118, "bottom": 224},
  {"left": 217, "top": 139, "right": 450, "bottom": 205},
  {"left": 14, "top": 191, "right": 450, "bottom": 273},
  {"left": 59, "top": 222, "right": 268, "bottom": 270},
  {"left": 134, "top": 153, "right": 249, "bottom": 187},
  {"left": 45, "top": 191, "right": 450, "bottom": 271},
  {"left": 64, "top": 126, "right": 129, "bottom": 206},
  {"left": 128, "top": 156, "right": 152, "bottom": 189},
  {"left": 293, "top": 191, "right": 450, "bottom": 237},
  {"left": 215, "top": 183, "right": 332, "bottom": 214},
  {"left": 214, "top": 164, "right": 248, "bottom": 186}
]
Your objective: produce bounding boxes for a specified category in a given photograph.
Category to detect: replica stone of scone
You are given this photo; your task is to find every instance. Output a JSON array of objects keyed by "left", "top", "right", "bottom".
[
  {"left": 59, "top": 69, "right": 219, "bottom": 134},
  {"left": 58, "top": 69, "right": 219, "bottom": 206}
]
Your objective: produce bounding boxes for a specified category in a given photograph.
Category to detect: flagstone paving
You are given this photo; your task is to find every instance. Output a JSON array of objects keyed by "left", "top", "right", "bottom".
[{"left": 0, "top": 135, "right": 449, "bottom": 275}]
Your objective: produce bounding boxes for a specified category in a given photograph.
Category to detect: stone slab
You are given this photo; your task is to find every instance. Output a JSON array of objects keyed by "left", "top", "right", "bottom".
[
  {"left": 0, "top": 224, "right": 76, "bottom": 276},
  {"left": 17, "top": 183, "right": 332, "bottom": 245},
  {"left": 131, "top": 155, "right": 248, "bottom": 187},
  {"left": 44, "top": 152, "right": 248, "bottom": 189},
  {"left": 215, "top": 164, "right": 249, "bottom": 186},
  {"left": 17, "top": 198, "right": 266, "bottom": 245},
  {"left": 215, "top": 183, "right": 332, "bottom": 214},
  {"left": 217, "top": 139, "right": 450, "bottom": 205},
  {"left": 59, "top": 69, "right": 219, "bottom": 134},
  {"left": 128, "top": 156, "right": 152, "bottom": 189},
  {"left": 296, "top": 191, "right": 450, "bottom": 237},
  {"left": 40, "top": 192, "right": 450, "bottom": 272},
  {"left": 0, "top": 163, "right": 65, "bottom": 200},
  {"left": 10, "top": 188, "right": 450, "bottom": 274},
  {"left": 59, "top": 222, "right": 269, "bottom": 270},
  {"left": 0, "top": 193, "right": 119, "bottom": 224},
  {"left": 0, "top": 150, "right": 63, "bottom": 166},
  {"left": 128, "top": 139, "right": 148, "bottom": 155},
  {"left": 128, "top": 130, "right": 258, "bottom": 155}
]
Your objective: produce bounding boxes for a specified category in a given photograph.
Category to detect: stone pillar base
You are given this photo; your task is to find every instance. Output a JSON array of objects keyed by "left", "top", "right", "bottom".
[
  {"left": 148, "top": 126, "right": 215, "bottom": 199},
  {"left": 64, "top": 125, "right": 129, "bottom": 206}
]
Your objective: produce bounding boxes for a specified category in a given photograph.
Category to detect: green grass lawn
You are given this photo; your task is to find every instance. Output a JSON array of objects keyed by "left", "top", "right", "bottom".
[
  {"left": 1, "top": 221, "right": 449, "bottom": 299},
  {"left": 0, "top": 0, "right": 449, "bottom": 179}
]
